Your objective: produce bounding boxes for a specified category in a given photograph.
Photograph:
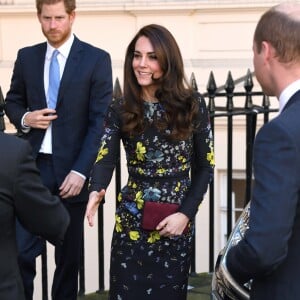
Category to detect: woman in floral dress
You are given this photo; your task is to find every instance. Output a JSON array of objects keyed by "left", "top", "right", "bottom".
[{"left": 86, "top": 24, "right": 214, "bottom": 300}]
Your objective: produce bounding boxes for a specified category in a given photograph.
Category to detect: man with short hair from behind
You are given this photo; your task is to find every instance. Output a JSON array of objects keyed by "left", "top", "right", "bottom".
[
  {"left": 227, "top": 3, "right": 300, "bottom": 299},
  {"left": 4, "top": 0, "right": 113, "bottom": 299}
]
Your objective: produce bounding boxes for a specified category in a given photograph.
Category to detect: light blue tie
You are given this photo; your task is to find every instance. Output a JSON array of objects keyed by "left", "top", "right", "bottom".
[{"left": 48, "top": 50, "right": 60, "bottom": 109}]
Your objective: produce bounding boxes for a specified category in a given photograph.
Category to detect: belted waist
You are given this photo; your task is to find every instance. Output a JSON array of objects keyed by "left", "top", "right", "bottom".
[{"left": 128, "top": 170, "right": 190, "bottom": 182}]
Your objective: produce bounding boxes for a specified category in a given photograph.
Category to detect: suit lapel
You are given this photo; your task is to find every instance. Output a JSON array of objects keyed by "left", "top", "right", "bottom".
[
  {"left": 36, "top": 43, "right": 48, "bottom": 108},
  {"left": 57, "top": 37, "right": 83, "bottom": 107}
]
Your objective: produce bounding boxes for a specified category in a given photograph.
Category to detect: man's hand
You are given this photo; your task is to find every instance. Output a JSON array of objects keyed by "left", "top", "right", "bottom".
[
  {"left": 24, "top": 108, "right": 57, "bottom": 129},
  {"left": 86, "top": 189, "right": 106, "bottom": 227},
  {"left": 59, "top": 171, "right": 85, "bottom": 199}
]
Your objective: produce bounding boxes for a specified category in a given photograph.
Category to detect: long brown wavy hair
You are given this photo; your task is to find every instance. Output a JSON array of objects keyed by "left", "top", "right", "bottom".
[{"left": 122, "top": 24, "right": 199, "bottom": 141}]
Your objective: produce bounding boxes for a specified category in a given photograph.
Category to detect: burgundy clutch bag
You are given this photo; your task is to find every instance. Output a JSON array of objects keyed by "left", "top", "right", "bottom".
[{"left": 141, "top": 201, "right": 188, "bottom": 233}]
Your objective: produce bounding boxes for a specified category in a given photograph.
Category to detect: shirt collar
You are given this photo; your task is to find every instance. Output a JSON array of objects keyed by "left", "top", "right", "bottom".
[
  {"left": 279, "top": 79, "right": 300, "bottom": 114},
  {"left": 46, "top": 33, "right": 74, "bottom": 60}
]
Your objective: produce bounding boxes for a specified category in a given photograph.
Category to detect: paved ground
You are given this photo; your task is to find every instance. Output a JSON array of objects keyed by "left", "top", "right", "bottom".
[{"left": 78, "top": 272, "right": 212, "bottom": 300}]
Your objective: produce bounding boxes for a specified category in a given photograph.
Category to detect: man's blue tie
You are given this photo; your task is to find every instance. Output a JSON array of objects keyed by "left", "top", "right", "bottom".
[{"left": 48, "top": 50, "right": 60, "bottom": 109}]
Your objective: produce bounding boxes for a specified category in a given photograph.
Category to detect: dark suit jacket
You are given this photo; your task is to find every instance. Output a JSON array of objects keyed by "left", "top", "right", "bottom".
[
  {"left": 0, "top": 131, "right": 70, "bottom": 300},
  {"left": 227, "top": 90, "right": 300, "bottom": 299},
  {"left": 5, "top": 36, "right": 113, "bottom": 202}
]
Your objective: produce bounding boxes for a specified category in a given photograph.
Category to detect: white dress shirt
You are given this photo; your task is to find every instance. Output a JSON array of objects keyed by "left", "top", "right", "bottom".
[
  {"left": 40, "top": 34, "right": 74, "bottom": 154},
  {"left": 278, "top": 79, "right": 300, "bottom": 114}
]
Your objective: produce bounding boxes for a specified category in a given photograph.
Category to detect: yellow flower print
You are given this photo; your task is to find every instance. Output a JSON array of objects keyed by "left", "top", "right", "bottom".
[
  {"left": 207, "top": 151, "right": 214, "bottom": 165},
  {"left": 117, "top": 193, "right": 122, "bottom": 203},
  {"left": 207, "top": 141, "right": 215, "bottom": 166},
  {"left": 115, "top": 215, "right": 123, "bottom": 232},
  {"left": 138, "top": 168, "right": 145, "bottom": 175},
  {"left": 129, "top": 231, "right": 140, "bottom": 241},
  {"left": 178, "top": 155, "right": 188, "bottom": 170},
  {"left": 178, "top": 155, "right": 186, "bottom": 163},
  {"left": 147, "top": 231, "right": 161, "bottom": 243},
  {"left": 96, "top": 142, "right": 109, "bottom": 163},
  {"left": 135, "top": 191, "right": 144, "bottom": 209},
  {"left": 175, "top": 182, "right": 181, "bottom": 192},
  {"left": 182, "top": 164, "right": 188, "bottom": 171},
  {"left": 128, "top": 181, "right": 137, "bottom": 189},
  {"left": 136, "top": 142, "right": 146, "bottom": 161},
  {"left": 135, "top": 191, "right": 143, "bottom": 200},
  {"left": 136, "top": 198, "right": 144, "bottom": 210},
  {"left": 157, "top": 168, "right": 166, "bottom": 174}
]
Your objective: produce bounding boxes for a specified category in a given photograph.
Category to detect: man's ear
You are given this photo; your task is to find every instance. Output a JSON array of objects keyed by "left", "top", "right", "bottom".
[
  {"left": 37, "top": 13, "right": 42, "bottom": 24},
  {"left": 70, "top": 11, "right": 76, "bottom": 25},
  {"left": 262, "top": 41, "right": 276, "bottom": 64}
]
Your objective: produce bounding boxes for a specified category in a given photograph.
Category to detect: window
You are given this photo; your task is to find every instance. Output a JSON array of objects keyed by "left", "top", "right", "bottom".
[{"left": 220, "top": 172, "right": 253, "bottom": 248}]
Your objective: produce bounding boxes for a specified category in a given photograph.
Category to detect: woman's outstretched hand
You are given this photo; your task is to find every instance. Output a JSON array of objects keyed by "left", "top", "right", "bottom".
[{"left": 86, "top": 189, "right": 106, "bottom": 227}]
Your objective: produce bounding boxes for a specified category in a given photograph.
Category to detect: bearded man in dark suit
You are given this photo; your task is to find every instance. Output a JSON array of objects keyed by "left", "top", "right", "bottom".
[{"left": 4, "top": 0, "right": 113, "bottom": 299}]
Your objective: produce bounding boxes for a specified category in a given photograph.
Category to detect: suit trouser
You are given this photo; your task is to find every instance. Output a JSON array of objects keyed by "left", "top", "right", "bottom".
[
  {"left": 16, "top": 220, "right": 45, "bottom": 300},
  {"left": 16, "top": 154, "right": 86, "bottom": 300}
]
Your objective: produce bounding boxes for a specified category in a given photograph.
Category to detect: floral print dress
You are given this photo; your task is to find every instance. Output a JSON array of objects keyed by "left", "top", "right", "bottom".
[{"left": 89, "top": 95, "right": 214, "bottom": 300}]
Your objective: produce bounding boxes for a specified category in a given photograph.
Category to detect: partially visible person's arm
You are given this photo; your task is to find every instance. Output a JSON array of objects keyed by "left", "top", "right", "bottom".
[
  {"left": 5, "top": 49, "right": 31, "bottom": 130},
  {"left": 227, "top": 121, "right": 299, "bottom": 284},
  {"left": 88, "top": 101, "right": 121, "bottom": 193},
  {"left": 60, "top": 50, "right": 113, "bottom": 199},
  {"left": 71, "top": 50, "right": 113, "bottom": 180},
  {"left": 14, "top": 139, "right": 70, "bottom": 246},
  {"left": 86, "top": 101, "right": 122, "bottom": 226},
  {"left": 179, "top": 95, "right": 215, "bottom": 219}
]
